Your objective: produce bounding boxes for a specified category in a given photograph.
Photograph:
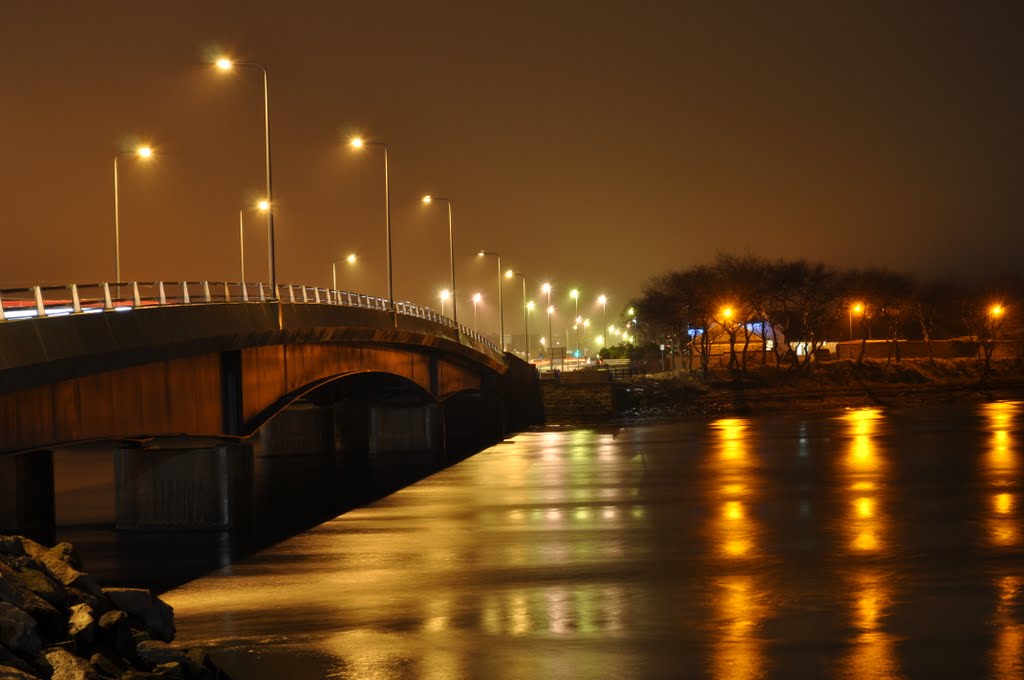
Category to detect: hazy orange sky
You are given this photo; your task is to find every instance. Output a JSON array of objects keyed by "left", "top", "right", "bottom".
[{"left": 2, "top": 1, "right": 1021, "bottom": 336}]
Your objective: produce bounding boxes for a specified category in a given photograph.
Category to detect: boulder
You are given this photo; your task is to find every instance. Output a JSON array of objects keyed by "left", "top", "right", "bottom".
[
  {"left": 0, "top": 537, "right": 27, "bottom": 558},
  {"left": 42, "top": 648, "right": 101, "bottom": 680},
  {"left": 0, "top": 602, "right": 41, "bottom": 657},
  {"left": 0, "top": 665, "right": 43, "bottom": 679},
  {"left": 87, "top": 652, "right": 123, "bottom": 679},
  {"left": 43, "top": 544, "right": 83, "bottom": 572},
  {"left": 96, "top": 610, "right": 135, "bottom": 661},
  {"left": 67, "top": 604, "right": 97, "bottom": 646},
  {"left": 101, "top": 590, "right": 174, "bottom": 643},
  {"left": 0, "top": 564, "right": 63, "bottom": 642},
  {"left": 5, "top": 563, "right": 65, "bottom": 609},
  {"left": 31, "top": 552, "right": 102, "bottom": 602}
]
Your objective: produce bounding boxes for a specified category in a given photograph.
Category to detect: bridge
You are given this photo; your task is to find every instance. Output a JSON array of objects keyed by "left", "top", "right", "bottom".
[{"left": 0, "top": 280, "right": 543, "bottom": 536}]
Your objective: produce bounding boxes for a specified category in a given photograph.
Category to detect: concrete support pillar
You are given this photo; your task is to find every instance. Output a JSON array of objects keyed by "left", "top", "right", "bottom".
[
  {"left": 260, "top": 403, "right": 335, "bottom": 457},
  {"left": 115, "top": 443, "right": 253, "bottom": 530},
  {"left": 0, "top": 450, "right": 55, "bottom": 541},
  {"left": 369, "top": 404, "right": 443, "bottom": 455}
]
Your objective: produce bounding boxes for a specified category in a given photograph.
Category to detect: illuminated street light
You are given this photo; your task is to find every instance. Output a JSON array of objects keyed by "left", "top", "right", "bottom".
[
  {"left": 479, "top": 251, "right": 505, "bottom": 350},
  {"left": 849, "top": 301, "right": 864, "bottom": 341},
  {"left": 526, "top": 299, "right": 536, "bottom": 361},
  {"left": 113, "top": 143, "right": 155, "bottom": 282},
  {"left": 214, "top": 55, "right": 277, "bottom": 296},
  {"left": 598, "top": 294, "right": 608, "bottom": 348},
  {"left": 473, "top": 292, "right": 482, "bottom": 330},
  {"left": 507, "top": 270, "right": 528, "bottom": 359},
  {"left": 349, "top": 136, "right": 393, "bottom": 315},
  {"left": 542, "top": 283, "right": 552, "bottom": 358},
  {"left": 990, "top": 304, "right": 1005, "bottom": 319},
  {"left": 422, "top": 195, "right": 458, "bottom": 325},
  {"left": 570, "top": 288, "right": 580, "bottom": 355},
  {"left": 331, "top": 253, "right": 357, "bottom": 292},
  {"left": 440, "top": 289, "right": 451, "bottom": 317}
]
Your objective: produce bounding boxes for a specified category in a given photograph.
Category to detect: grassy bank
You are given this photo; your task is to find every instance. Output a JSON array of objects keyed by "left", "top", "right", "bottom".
[{"left": 617, "top": 358, "right": 1024, "bottom": 419}]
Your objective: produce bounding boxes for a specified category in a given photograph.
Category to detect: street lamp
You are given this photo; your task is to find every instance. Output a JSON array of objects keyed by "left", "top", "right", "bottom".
[
  {"left": 422, "top": 195, "right": 458, "bottom": 325},
  {"left": 850, "top": 302, "right": 864, "bottom": 341},
  {"left": 507, "top": 270, "right": 528, "bottom": 359},
  {"left": 350, "top": 136, "right": 393, "bottom": 314},
  {"left": 598, "top": 294, "right": 608, "bottom": 349},
  {"left": 439, "top": 289, "right": 451, "bottom": 317},
  {"left": 570, "top": 289, "right": 580, "bottom": 355},
  {"left": 331, "top": 253, "right": 357, "bottom": 292},
  {"left": 526, "top": 300, "right": 535, "bottom": 361},
  {"left": 542, "top": 283, "right": 552, "bottom": 357},
  {"left": 214, "top": 56, "right": 277, "bottom": 296},
  {"left": 479, "top": 251, "right": 505, "bottom": 350},
  {"left": 237, "top": 199, "right": 270, "bottom": 283},
  {"left": 112, "top": 144, "right": 154, "bottom": 282},
  {"left": 473, "top": 292, "right": 482, "bottom": 330}
]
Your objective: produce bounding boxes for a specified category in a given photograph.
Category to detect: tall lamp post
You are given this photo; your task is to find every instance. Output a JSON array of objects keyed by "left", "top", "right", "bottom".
[
  {"left": 526, "top": 300, "right": 535, "bottom": 361},
  {"left": 439, "top": 289, "right": 450, "bottom": 317},
  {"left": 472, "top": 293, "right": 482, "bottom": 330},
  {"left": 238, "top": 199, "right": 271, "bottom": 284},
  {"left": 421, "top": 196, "right": 458, "bottom": 325},
  {"left": 507, "top": 270, "right": 528, "bottom": 359},
  {"left": 350, "top": 137, "right": 393, "bottom": 315},
  {"left": 332, "top": 253, "right": 357, "bottom": 291},
  {"left": 112, "top": 144, "right": 154, "bottom": 283},
  {"left": 598, "top": 294, "right": 608, "bottom": 350},
  {"left": 570, "top": 289, "right": 580, "bottom": 355},
  {"left": 541, "top": 283, "right": 552, "bottom": 356},
  {"left": 849, "top": 302, "right": 863, "bottom": 341},
  {"left": 215, "top": 57, "right": 277, "bottom": 297},
  {"left": 479, "top": 251, "right": 504, "bottom": 350}
]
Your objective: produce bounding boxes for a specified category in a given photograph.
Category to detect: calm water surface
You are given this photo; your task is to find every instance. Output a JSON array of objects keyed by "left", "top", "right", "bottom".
[{"left": 163, "top": 402, "right": 1024, "bottom": 679}]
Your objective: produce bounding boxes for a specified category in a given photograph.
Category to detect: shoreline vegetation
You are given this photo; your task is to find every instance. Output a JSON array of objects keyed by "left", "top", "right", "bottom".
[{"left": 610, "top": 358, "right": 1024, "bottom": 420}]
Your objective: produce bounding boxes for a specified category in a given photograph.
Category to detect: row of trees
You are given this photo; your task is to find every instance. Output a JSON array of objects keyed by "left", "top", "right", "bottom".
[{"left": 627, "top": 253, "right": 1021, "bottom": 375}]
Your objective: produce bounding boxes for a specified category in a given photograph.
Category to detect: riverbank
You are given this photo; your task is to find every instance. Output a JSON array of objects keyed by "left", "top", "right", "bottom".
[
  {"left": 0, "top": 535, "right": 229, "bottom": 679},
  {"left": 612, "top": 358, "right": 1024, "bottom": 420}
]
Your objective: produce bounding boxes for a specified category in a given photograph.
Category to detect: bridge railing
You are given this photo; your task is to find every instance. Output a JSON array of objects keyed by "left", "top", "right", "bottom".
[{"left": 0, "top": 281, "right": 499, "bottom": 353}]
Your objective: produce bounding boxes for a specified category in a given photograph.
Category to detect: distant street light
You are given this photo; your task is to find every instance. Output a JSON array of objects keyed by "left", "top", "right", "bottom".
[
  {"left": 990, "top": 304, "right": 1005, "bottom": 319},
  {"left": 598, "top": 294, "right": 608, "bottom": 348},
  {"left": 526, "top": 300, "right": 536, "bottom": 360},
  {"left": 850, "top": 301, "right": 864, "bottom": 341},
  {"left": 542, "top": 283, "right": 552, "bottom": 357},
  {"left": 237, "top": 200, "right": 269, "bottom": 283},
  {"left": 214, "top": 56, "right": 277, "bottom": 296},
  {"left": 570, "top": 289, "right": 580, "bottom": 355},
  {"left": 479, "top": 251, "right": 505, "bottom": 351},
  {"left": 507, "top": 270, "right": 528, "bottom": 359},
  {"left": 422, "top": 195, "right": 458, "bottom": 325},
  {"left": 350, "top": 136, "right": 393, "bottom": 314},
  {"left": 331, "top": 253, "right": 357, "bottom": 292},
  {"left": 112, "top": 144, "right": 154, "bottom": 283},
  {"left": 439, "top": 289, "right": 451, "bottom": 317},
  {"left": 473, "top": 292, "right": 482, "bottom": 330}
]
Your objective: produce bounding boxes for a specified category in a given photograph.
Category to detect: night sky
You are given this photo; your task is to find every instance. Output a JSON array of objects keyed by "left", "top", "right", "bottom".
[{"left": 3, "top": 2, "right": 1022, "bottom": 335}]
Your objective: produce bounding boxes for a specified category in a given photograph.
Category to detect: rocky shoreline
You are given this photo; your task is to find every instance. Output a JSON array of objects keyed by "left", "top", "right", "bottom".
[{"left": 0, "top": 535, "right": 229, "bottom": 680}]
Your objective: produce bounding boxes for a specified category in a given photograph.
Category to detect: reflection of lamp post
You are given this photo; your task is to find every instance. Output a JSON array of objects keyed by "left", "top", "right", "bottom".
[
  {"left": 350, "top": 136, "right": 393, "bottom": 312},
  {"left": 215, "top": 56, "right": 277, "bottom": 296},
  {"left": 849, "top": 302, "right": 863, "bottom": 341},
  {"left": 331, "top": 253, "right": 357, "bottom": 291},
  {"left": 472, "top": 292, "right": 482, "bottom": 330},
  {"left": 422, "top": 195, "right": 458, "bottom": 325},
  {"left": 439, "top": 289, "right": 451, "bottom": 317},
  {"left": 598, "top": 294, "right": 608, "bottom": 348},
  {"left": 479, "top": 252, "right": 505, "bottom": 350},
  {"left": 113, "top": 144, "right": 154, "bottom": 282}
]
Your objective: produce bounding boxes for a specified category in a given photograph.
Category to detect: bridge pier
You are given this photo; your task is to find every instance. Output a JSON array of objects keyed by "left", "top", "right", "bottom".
[
  {"left": 114, "top": 443, "right": 254, "bottom": 530},
  {"left": 0, "top": 450, "right": 55, "bottom": 541},
  {"left": 369, "top": 404, "right": 444, "bottom": 460}
]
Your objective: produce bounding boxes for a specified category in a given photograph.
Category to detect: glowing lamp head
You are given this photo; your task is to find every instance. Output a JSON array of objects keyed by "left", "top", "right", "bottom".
[
  {"left": 478, "top": 250, "right": 486, "bottom": 257},
  {"left": 628, "top": 307, "right": 635, "bottom": 316},
  {"left": 570, "top": 289, "right": 579, "bottom": 300},
  {"left": 990, "top": 304, "right": 1005, "bottom": 318},
  {"left": 422, "top": 195, "right": 432, "bottom": 205},
  {"left": 214, "top": 57, "right": 233, "bottom": 72},
  {"left": 257, "top": 200, "right": 270, "bottom": 213},
  {"left": 135, "top": 146, "right": 153, "bottom": 159},
  {"left": 852, "top": 302, "right": 864, "bottom": 314},
  {"left": 473, "top": 293, "right": 482, "bottom": 303},
  {"left": 440, "top": 289, "right": 451, "bottom": 302},
  {"left": 349, "top": 136, "right": 365, "bottom": 150},
  {"left": 584, "top": 319, "right": 590, "bottom": 328},
  {"left": 346, "top": 253, "right": 357, "bottom": 264},
  {"left": 598, "top": 295, "right": 607, "bottom": 305},
  {"left": 505, "top": 269, "right": 514, "bottom": 278},
  {"left": 526, "top": 301, "right": 535, "bottom": 311},
  {"left": 722, "top": 307, "right": 734, "bottom": 319},
  {"left": 547, "top": 305, "right": 554, "bottom": 315},
  {"left": 541, "top": 282, "right": 551, "bottom": 294}
]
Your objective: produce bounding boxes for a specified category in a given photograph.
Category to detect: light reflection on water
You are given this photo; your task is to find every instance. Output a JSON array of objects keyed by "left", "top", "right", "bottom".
[{"left": 164, "top": 403, "right": 1024, "bottom": 679}]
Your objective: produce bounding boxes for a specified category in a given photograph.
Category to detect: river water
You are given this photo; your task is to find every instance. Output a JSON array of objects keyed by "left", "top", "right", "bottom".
[{"left": 152, "top": 401, "right": 1024, "bottom": 679}]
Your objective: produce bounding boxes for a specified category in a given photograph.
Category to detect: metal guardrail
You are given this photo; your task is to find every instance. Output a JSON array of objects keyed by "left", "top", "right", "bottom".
[{"left": 0, "top": 281, "right": 500, "bottom": 354}]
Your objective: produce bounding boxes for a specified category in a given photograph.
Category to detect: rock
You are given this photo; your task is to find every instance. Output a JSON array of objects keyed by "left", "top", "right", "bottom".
[
  {"left": 0, "top": 563, "right": 63, "bottom": 642},
  {"left": 0, "top": 665, "right": 43, "bottom": 679},
  {"left": 0, "top": 537, "right": 28, "bottom": 558},
  {"left": 134, "top": 641, "right": 182, "bottom": 667},
  {"left": 0, "top": 645, "right": 37, "bottom": 676},
  {"left": 44, "top": 544, "right": 83, "bottom": 572},
  {"left": 152, "top": 663, "right": 185, "bottom": 679},
  {"left": 67, "top": 604, "right": 97, "bottom": 645},
  {"left": 0, "top": 602, "right": 41, "bottom": 657},
  {"left": 42, "top": 648, "right": 101, "bottom": 680},
  {"left": 87, "top": 652, "right": 123, "bottom": 679},
  {"left": 96, "top": 611, "right": 135, "bottom": 661},
  {"left": 5, "top": 563, "right": 66, "bottom": 609},
  {"left": 101, "top": 590, "right": 174, "bottom": 643},
  {"left": 32, "top": 552, "right": 103, "bottom": 601}
]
